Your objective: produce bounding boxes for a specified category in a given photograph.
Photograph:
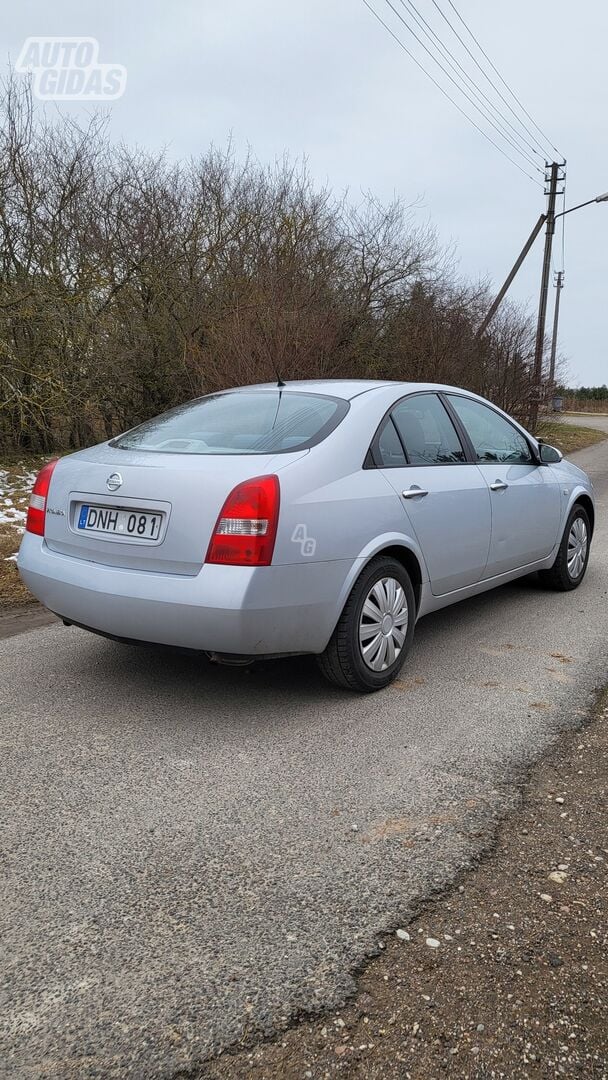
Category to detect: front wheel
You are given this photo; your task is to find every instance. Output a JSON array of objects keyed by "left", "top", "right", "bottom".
[
  {"left": 317, "top": 556, "right": 416, "bottom": 692},
  {"left": 538, "top": 504, "right": 591, "bottom": 591}
]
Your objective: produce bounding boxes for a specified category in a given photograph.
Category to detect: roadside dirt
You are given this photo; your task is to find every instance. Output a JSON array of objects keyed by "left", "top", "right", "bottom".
[
  {"left": 0, "top": 604, "right": 57, "bottom": 640},
  {"left": 200, "top": 690, "right": 608, "bottom": 1080}
]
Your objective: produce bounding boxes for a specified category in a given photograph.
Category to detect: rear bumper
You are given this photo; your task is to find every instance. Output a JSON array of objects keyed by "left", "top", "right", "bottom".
[{"left": 17, "top": 533, "right": 356, "bottom": 656}]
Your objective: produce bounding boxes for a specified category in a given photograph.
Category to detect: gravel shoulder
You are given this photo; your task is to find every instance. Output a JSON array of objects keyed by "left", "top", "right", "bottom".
[{"left": 202, "top": 688, "right": 608, "bottom": 1080}]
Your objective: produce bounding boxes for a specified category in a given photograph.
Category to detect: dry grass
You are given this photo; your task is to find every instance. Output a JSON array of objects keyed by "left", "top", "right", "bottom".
[
  {"left": 535, "top": 420, "right": 607, "bottom": 456},
  {"left": 0, "top": 455, "right": 48, "bottom": 611},
  {"left": 0, "top": 531, "right": 32, "bottom": 607}
]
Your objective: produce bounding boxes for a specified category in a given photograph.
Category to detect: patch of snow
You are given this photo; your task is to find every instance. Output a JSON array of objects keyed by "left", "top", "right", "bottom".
[
  {"left": 0, "top": 506, "right": 26, "bottom": 525},
  {"left": 0, "top": 463, "right": 37, "bottom": 537}
]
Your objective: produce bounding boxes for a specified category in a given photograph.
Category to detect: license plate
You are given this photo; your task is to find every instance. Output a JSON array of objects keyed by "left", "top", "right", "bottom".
[{"left": 77, "top": 504, "right": 162, "bottom": 540}]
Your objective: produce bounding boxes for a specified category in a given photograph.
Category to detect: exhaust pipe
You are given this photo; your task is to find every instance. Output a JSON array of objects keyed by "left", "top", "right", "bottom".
[{"left": 205, "top": 651, "right": 255, "bottom": 667}]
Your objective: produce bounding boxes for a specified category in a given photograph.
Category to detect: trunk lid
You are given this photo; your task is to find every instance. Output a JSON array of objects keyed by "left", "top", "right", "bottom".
[{"left": 43, "top": 444, "right": 306, "bottom": 575}]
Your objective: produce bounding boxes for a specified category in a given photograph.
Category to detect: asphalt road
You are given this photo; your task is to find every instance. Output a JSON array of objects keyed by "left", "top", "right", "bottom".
[
  {"left": 2, "top": 440, "right": 607, "bottom": 1079},
  {"left": 561, "top": 410, "right": 608, "bottom": 432},
  {"left": 562, "top": 412, "right": 608, "bottom": 433}
]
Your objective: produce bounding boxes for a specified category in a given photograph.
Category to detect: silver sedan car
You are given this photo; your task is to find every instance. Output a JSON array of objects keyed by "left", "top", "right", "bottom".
[{"left": 18, "top": 381, "right": 594, "bottom": 691}]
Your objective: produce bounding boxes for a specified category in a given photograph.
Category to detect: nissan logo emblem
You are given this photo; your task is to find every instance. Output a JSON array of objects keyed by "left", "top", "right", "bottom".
[{"left": 106, "top": 472, "right": 123, "bottom": 492}]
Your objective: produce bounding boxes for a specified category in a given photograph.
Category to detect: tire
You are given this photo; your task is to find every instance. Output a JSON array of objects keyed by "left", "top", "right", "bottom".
[
  {"left": 317, "top": 556, "right": 416, "bottom": 692},
  {"left": 538, "top": 503, "right": 591, "bottom": 591}
]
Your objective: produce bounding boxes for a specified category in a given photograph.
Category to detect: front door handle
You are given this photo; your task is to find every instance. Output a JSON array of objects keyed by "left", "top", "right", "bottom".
[
  {"left": 402, "top": 486, "right": 429, "bottom": 499},
  {"left": 490, "top": 480, "right": 509, "bottom": 491}
]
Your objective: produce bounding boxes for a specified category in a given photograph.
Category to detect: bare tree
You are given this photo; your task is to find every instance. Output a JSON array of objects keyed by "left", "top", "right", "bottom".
[{"left": 0, "top": 77, "right": 544, "bottom": 452}]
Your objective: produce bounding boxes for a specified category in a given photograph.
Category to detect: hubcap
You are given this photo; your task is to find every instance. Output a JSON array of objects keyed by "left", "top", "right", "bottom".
[
  {"left": 359, "top": 576, "right": 408, "bottom": 672},
  {"left": 567, "top": 516, "right": 588, "bottom": 580}
]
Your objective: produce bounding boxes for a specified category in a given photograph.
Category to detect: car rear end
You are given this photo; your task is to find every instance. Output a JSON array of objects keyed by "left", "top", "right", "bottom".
[{"left": 17, "top": 388, "right": 355, "bottom": 657}]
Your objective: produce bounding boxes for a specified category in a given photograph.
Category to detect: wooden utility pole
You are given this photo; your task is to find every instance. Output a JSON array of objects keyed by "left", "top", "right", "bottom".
[
  {"left": 548, "top": 270, "right": 564, "bottom": 388},
  {"left": 529, "top": 162, "right": 565, "bottom": 430},
  {"left": 477, "top": 170, "right": 606, "bottom": 417}
]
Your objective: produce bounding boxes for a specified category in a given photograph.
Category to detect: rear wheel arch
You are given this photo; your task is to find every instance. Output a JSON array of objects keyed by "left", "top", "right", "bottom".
[
  {"left": 327, "top": 541, "right": 424, "bottom": 646},
  {"left": 373, "top": 544, "right": 423, "bottom": 615},
  {"left": 318, "top": 552, "right": 417, "bottom": 691}
]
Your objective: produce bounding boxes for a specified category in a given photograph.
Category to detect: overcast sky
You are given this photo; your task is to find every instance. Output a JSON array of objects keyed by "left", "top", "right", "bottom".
[{"left": 4, "top": 0, "right": 607, "bottom": 385}]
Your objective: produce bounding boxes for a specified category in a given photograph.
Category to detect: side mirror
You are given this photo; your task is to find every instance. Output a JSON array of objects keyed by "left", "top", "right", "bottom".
[{"left": 538, "top": 442, "right": 563, "bottom": 464}]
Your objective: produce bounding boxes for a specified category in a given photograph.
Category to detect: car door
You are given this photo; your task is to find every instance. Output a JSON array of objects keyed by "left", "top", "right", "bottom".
[
  {"left": 445, "top": 394, "right": 562, "bottom": 577},
  {"left": 373, "top": 392, "right": 492, "bottom": 596}
]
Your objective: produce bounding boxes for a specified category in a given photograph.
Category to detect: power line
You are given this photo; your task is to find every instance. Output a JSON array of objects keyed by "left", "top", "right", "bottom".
[
  {"left": 362, "top": 0, "right": 543, "bottom": 185},
  {"left": 444, "top": 0, "right": 563, "bottom": 159},
  {"left": 431, "top": 0, "right": 560, "bottom": 162},
  {"left": 380, "top": 0, "right": 543, "bottom": 173},
  {"left": 398, "top": 0, "right": 545, "bottom": 165}
]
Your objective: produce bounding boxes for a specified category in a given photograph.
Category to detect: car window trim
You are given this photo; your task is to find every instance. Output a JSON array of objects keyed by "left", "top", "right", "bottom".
[
  {"left": 365, "top": 390, "right": 474, "bottom": 469},
  {"left": 441, "top": 392, "right": 536, "bottom": 466}
]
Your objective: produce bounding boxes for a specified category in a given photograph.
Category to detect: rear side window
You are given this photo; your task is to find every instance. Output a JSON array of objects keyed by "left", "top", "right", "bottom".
[
  {"left": 377, "top": 418, "right": 407, "bottom": 467},
  {"left": 391, "top": 394, "right": 466, "bottom": 465},
  {"left": 447, "top": 395, "right": 533, "bottom": 464},
  {"left": 112, "top": 391, "right": 349, "bottom": 455}
]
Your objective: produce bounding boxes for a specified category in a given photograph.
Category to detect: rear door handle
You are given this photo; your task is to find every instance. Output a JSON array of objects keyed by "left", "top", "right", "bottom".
[
  {"left": 402, "top": 486, "right": 429, "bottom": 499},
  {"left": 490, "top": 480, "right": 509, "bottom": 491}
]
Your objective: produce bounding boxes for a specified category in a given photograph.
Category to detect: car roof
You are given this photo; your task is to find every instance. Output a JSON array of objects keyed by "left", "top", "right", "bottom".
[{"left": 230, "top": 379, "right": 471, "bottom": 401}]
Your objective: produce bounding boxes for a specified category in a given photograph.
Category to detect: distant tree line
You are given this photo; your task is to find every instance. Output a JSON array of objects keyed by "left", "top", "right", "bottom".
[
  {"left": 1, "top": 77, "right": 548, "bottom": 453},
  {"left": 556, "top": 385, "right": 608, "bottom": 401},
  {"left": 554, "top": 385, "right": 608, "bottom": 412}
]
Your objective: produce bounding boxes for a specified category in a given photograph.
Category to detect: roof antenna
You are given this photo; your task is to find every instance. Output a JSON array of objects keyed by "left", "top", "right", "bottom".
[{"left": 275, "top": 370, "right": 286, "bottom": 388}]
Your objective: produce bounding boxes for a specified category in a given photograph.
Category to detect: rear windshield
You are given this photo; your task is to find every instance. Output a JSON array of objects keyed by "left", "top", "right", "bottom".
[{"left": 111, "top": 390, "right": 349, "bottom": 455}]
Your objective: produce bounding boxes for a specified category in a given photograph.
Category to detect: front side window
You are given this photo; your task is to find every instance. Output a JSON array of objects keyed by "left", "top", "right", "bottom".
[
  {"left": 112, "top": 390, "right": 348, "bottom": 455},
  {"left": 390, "top": 394, "right": 466, "bottom": 465},
  {"left": 447, "top": 395, "right": 533, "bottom": 464}
]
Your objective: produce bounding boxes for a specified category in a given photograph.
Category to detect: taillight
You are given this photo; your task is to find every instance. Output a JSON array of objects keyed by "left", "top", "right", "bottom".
[
  {"left": 25, "top": 459, "right": 59, "bottom": 536},
  {"left": 206, "top": 475, "right": 280, "bottom": 566}
]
